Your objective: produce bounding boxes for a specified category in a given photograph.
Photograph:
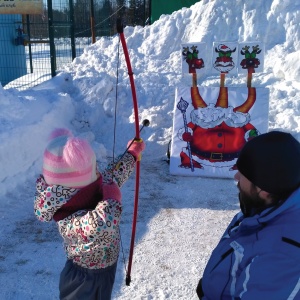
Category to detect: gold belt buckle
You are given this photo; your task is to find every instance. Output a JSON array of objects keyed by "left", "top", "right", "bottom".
[{"left": 210, "top": 152, "right": 223, "bottom": 160}]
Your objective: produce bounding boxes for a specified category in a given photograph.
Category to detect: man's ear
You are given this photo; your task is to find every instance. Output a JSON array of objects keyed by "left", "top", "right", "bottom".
[{"left": 259, "top": 190, "right": 273, "bottom": 205}]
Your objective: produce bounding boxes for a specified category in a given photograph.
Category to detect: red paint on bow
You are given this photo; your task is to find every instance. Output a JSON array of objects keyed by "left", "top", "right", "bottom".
[{"left": 117, "top": 19, "right": 140, "bottom": 286}]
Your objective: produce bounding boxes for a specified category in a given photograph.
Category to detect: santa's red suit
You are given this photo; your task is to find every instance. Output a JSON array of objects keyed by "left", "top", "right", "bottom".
[
  {"left": 180, "top": 121, "right": 257, "bottom": 169},
  {"left": 179, "top": 86, "right": 258, "bottom": 170}
]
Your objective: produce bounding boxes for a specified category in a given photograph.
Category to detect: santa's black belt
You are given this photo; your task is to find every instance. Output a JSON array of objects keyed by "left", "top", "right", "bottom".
[{"left": 190, "top": 147, "right": 240, "bottom": 161}]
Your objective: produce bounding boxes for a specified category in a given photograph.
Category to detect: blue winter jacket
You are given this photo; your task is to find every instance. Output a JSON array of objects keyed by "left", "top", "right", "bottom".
[{"left": 200, "top": 187, "right": 300, "bottom": 300}]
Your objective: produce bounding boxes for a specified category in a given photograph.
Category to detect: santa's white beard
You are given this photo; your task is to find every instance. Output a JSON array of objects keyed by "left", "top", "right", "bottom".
[
  {"left": 213, "top": 62, "right": 235, "bottom": 73},
  {"left": 190, "top": 105, "right": 251, "bottom": 129}
]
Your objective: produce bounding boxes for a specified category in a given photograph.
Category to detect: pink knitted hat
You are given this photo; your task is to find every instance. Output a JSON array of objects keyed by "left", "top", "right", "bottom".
[{"left": 43, "top": 128, "right": 97, "bottom": 188}]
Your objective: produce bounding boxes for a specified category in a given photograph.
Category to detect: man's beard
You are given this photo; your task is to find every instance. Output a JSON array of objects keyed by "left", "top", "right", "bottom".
[{"left": 237, "top": 183, "right": 269, "bottom": 217}]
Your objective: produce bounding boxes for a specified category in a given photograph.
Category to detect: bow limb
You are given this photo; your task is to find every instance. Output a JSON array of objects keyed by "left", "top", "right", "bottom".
[{"left": 117, "top": 19, "right": 140, "bottom": 286}]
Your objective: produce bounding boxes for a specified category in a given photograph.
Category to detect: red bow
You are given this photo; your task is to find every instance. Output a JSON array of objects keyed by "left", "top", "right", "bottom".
[{"left": 117, "top": 19, "right": 141, "bottom": 286}]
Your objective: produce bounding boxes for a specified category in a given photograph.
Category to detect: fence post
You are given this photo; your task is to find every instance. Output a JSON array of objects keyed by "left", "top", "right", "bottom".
[
  {"left": 69, "top": 0, "right": 76, "bottom": 60},
  {"left": 25, "top": 14, "right": 33, "bottom": 73},
  {"left": 90, "top": 0, "right": 96, "bottom": 43},
  {"left": 47, "top": 0, "right": 56, "bottom": 77}
]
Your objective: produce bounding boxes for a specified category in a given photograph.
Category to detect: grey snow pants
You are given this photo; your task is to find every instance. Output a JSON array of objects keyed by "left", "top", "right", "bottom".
[{"left": 59, "top": 260, "right": 117, "bottom": 300}]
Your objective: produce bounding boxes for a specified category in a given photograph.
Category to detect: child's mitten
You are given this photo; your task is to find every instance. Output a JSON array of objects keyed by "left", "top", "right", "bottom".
[{"left": 127, "top": 138, "right": 145, "bottom": 161}]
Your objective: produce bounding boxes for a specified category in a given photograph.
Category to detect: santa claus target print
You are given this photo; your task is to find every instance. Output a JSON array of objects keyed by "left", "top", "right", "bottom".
[
  {"left": 169, "top": 42, "right": 269, "bottom": 178},
  {"left": 212, "top": 42, "right": 238, "bottom": 75}
]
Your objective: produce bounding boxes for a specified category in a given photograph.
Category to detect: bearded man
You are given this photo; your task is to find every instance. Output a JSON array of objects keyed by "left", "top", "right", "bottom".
[{"left": 196, "top": 131, "right": 300, "bottom": 299}]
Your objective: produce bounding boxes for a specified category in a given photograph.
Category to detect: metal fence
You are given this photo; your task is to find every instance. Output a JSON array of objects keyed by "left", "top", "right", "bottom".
[{"left": 0, "top": 0, "right": 150, "bottom": 90}]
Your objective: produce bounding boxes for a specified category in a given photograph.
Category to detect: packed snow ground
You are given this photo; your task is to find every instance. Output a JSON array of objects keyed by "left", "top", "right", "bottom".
[{"left": 0, "top": 0, "right": 299, "bottom": 299}]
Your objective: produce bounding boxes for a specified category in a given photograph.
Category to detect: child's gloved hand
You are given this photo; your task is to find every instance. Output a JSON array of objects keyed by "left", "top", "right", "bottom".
[
  {"left": 102, "top": 182, "right": 122, "bottom": 203},
  {"left": 127, "top": 138, "right": 146, "bottom": 161}
]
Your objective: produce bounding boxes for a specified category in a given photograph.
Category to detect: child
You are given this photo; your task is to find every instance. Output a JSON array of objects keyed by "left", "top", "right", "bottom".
[{"left": 34, "top": 128, "right": 145, "bottom": 300}]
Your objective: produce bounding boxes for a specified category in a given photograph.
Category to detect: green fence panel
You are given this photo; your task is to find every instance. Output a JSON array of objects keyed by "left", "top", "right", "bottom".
[
  {"left": 0, "top": 0, "right": 150, "bottom": 90},
  {"left": 151, "top": 0, "right": 199, "bottom": 23},
  {"left": 0, "top": 15, "right": 27, "bottom": 86}
]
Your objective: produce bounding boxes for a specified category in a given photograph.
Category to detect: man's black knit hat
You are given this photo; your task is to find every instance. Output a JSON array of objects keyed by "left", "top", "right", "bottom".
[{"left": 236, "top": 131, "right": 300, "bottom": 196}]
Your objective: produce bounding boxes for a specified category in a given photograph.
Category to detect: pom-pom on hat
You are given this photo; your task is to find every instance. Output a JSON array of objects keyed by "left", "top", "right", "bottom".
[
  {"left": 236, "top": 131, "right": 300, "bottom": 197},
  {"left": 43, "top": 128, "right": 97, "bottom": 188}
]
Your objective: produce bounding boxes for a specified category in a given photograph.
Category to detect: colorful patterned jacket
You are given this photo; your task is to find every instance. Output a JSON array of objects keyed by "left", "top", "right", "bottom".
[{"left": 34, "top": 153, "right": 135, "bottom": 269}]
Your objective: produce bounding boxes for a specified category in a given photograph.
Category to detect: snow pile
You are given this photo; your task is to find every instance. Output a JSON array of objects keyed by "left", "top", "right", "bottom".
[{"left": 0, "top": 0, "right": 299, "bottom": 299}]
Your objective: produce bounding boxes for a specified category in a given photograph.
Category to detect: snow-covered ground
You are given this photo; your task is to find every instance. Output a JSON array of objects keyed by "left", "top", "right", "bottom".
[{"left": 0, "top": 0, "right": 299, "bottom": 299}]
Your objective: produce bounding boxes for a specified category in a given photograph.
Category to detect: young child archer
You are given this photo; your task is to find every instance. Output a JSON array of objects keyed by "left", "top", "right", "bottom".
[{"left": 34, "top": 128, "right": 145, "bottom": 299}]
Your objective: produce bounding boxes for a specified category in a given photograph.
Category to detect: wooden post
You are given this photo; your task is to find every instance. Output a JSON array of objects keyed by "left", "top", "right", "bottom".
[
  {"left": 192, "top": 72, "right": 197, "bottom": 87},
  {"left": 220, "top": 72, "right": 225, "bottom": 87},
  {"left": 90, "top": 0, "right": 96, "bottom": 44},
  {"left": 247, "top": 68, "right": 254, "bottom": 88}
]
